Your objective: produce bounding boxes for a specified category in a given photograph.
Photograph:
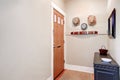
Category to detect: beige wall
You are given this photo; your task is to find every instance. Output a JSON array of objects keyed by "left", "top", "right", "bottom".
[
  {"left": 65, "top": 0, "right": 108, "bottom": 67},
  {"left": 0, "top": 0, "right": 51, "bottom": 80},
  {"left": 107, "top": 0, "right": 120, "bottom": 65},
  {"left": 52, "top": 0, "right": 65, "bottom": 12}
]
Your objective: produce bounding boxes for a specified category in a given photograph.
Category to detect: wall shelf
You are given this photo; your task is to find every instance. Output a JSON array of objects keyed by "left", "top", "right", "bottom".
[{"left": 66, "top": 34, "right": 108, "bottom": 36}]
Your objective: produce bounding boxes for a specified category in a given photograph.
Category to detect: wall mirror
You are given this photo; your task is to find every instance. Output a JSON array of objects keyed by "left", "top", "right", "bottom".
[{"left": 108, "top": 8, "right": 116, "bottom": 39}]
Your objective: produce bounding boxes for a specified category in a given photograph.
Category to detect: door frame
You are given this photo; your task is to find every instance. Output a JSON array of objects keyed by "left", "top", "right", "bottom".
[{"left": 50, "top": 2, "right": 66, "bottom": 80}]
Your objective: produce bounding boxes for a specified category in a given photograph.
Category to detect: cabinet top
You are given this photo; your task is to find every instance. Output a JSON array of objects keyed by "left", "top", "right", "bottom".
[{"left": 94, "top": 52, "right": 119, "bottom": 67}]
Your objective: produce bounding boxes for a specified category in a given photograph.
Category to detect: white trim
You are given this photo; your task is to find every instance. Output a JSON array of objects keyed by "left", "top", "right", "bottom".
[
  {"left": 65, "top": 64, "right": 94, "bottom": 73},
  {"left": 51, "top": 2, "right": 66, "bottom": 16},
  {"left": 47, "top": 76, "right": 52, "bottom": 80},
  {"left": 51, "top": 2, "right": 66, "bottom": 80},
  {"left": 50, "top": 3, "right": 54, "bottom": 80}
]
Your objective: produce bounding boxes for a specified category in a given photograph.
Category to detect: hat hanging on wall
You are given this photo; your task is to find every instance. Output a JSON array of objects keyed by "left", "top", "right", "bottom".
[
  {"left": 88, "top": 15, "right": 96, "bottom": 26},
  {"left": 72, "top": 17, "right": 80, "bottom": 26}
]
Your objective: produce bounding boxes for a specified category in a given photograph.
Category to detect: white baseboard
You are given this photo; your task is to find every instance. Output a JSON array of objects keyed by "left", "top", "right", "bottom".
[
  {"left": 47, "top": 76, "right": 53, "bottom": 80},
  {"left": 65, "top": 64, "right": 94, "bottom": 73}
]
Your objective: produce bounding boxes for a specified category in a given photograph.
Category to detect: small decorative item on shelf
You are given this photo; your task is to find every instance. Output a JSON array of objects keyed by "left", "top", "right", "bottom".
[
  {"left": 79, "top": 31, "right": 83, "bottom": 34},
  {"left": 74, "top": 31, "right": 79, "bottom": 35},
  {"left": 94, "top": 31, "right": 98, "bottom": 34},
  {"left": 80, "top": 31, "right": 87, "bottom": 34},
  {"left": 88, "top": 31, "right": 94, "bottom": 34},
  {"left": 99, "top": 45, "right": 108, "bottom": 55},
  {"left": 71, "top": 31, "right": 79, "bottom": 35},
  {"left": 88, "top": 31, "right": 98, "bottom": 34},
  {"left": 71, "top": 32, "right": 74, "bottom": 35}
]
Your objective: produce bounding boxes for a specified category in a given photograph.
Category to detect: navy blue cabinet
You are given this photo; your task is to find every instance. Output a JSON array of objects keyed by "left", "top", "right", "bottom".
[{"left": 94, "top": 53, "right": 119, "bottom": 80}]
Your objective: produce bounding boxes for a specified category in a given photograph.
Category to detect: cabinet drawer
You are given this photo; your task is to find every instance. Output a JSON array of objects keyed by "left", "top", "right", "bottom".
[
  {"left": 94, "top": 64, "right": 118, "bottom": 71},
  {"left": 95, "top": 69, "right": 115, "bottom": 80}
]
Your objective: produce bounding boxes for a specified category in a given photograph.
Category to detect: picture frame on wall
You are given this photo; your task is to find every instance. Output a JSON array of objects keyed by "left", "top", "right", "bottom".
[{"left": 108, "top": 8, "right": 116, "bottom": 39}]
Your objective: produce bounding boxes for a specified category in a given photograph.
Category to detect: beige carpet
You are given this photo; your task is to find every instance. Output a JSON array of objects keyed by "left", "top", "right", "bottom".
[{"left": 56, "top": 70, "right": 94, "bottom": 80}]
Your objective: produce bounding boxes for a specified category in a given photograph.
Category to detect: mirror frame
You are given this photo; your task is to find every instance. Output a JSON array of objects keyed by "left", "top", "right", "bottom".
[{"left": 108, "top": 8, "right": 116, "bottom": 39}]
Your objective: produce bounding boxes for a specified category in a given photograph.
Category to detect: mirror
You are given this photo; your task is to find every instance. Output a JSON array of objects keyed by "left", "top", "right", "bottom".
[{"left": 108, "top": 8, "right": 116, "bottom": 39}]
